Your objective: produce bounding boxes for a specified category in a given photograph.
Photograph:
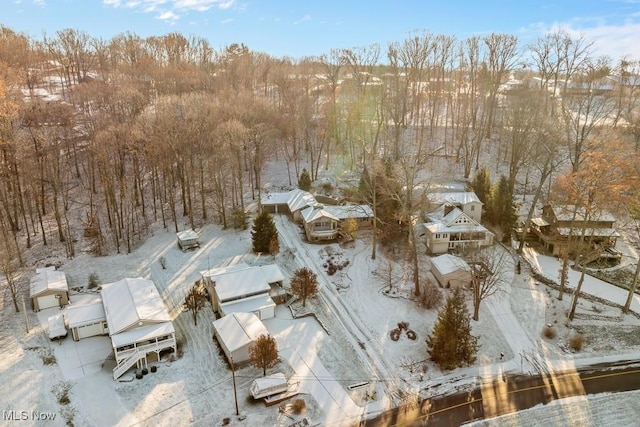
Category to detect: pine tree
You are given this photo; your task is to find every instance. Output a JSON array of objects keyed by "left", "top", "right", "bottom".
[
  {"left": 298, "top": 168, "right": 312, "bottom": 191},
  {"left": 471, "top": 166, "right": 492, "bottom": 205},
  {"left": 487, "top": 175, "right": 517, "bottom": 240},
  {"left": 251, "top": 211, "right": 278, "bottom": 253},
  {"left": 426, "top": 288, "right": 478, "bottom": 370}
]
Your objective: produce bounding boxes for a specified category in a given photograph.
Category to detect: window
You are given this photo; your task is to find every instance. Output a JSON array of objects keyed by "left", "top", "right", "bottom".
[{"left": 470, "top": 205, "right": 475, "bottom": 211}]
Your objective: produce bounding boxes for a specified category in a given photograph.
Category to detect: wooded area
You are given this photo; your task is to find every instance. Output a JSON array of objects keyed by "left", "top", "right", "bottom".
[{"left": 0, "top": 25, "right": 639, "bottom": 304}]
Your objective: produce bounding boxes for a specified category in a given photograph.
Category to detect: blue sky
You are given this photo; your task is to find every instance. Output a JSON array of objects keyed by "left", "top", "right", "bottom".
[{"left": 2, "top": 0, "right": 640, "bottom": 62}]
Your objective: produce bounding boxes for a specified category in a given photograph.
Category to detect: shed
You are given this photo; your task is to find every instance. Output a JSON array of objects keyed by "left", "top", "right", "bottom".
[
  {"left": 177, "top": 229, "right": 200, "bottom": 251},
  {"left": 30, "top": 267, "right": 69, "bottom": 311},
  {"left": 430, "top": 254, "right": 472, "bottom": 289},
  {"left": 213, "top": 312, "right": 269, "bottom": 365},
  {"left": 65, "top": 295, "right": 108, "bottom": 341}
]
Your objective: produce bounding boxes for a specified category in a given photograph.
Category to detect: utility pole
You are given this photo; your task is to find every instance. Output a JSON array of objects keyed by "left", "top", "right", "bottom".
[
  {"left": 230, "top": 355, "right": 239, "bottom": 416},
  {"left": 22, "top": 297, "right": 30, "bottom": 333}
]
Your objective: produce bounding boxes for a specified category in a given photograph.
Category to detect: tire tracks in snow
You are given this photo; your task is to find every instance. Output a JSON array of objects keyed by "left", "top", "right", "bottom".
[{"left": 274, "top": 217, "right": 398, "bottom": 412}]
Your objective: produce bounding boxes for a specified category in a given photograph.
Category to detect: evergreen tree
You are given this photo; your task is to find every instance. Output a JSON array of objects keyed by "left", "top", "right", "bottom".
[
  {"left": 251, "top": 211, "right": 278, "bottom": 253},
  {"left": 487, "top": 175, "right": 517, "bottom": 240},
  {"left": 426, "top": 288, "right": 478, "bottom": 370},
  {"left": 298, "top": 168, "right": 312, "bottom": 191},
  {"left": 471, "top": 166, "right": 492, "bottom": 205},
  {"left": 358, "top": 165, "right": 372, "bottom": 203}
]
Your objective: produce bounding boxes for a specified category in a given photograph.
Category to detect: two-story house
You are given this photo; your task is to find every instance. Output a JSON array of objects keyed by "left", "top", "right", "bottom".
[{"left": 531, "top": 204, "right": 621, "bottom": 264}]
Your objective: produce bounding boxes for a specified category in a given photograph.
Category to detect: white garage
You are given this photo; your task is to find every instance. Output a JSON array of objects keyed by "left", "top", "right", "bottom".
[
  {"left": 30, "top": 267, "right": 69, "bottom": 311},
  {"left": 213, "top": 312, "right": 269, "bottom": 365},
  {"left": 65, "top": 296, "right": 108, "bottom": 341}
]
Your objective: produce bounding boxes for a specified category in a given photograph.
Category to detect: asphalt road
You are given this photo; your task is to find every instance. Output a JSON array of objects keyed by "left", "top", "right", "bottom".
[{"left": 359, "top": 364, "right": 640, "bottom": 427}]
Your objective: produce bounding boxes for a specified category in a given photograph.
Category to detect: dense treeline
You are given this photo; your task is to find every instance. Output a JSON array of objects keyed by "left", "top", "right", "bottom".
[{"left": 0, "top": 24, "right": 639, "bottom": 305}]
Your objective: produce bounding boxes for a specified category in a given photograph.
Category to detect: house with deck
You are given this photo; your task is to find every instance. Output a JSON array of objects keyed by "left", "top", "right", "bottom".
[
  {"left": 300, "top": 204, "right": 340, "bottom": 242},
  {"left": 531, "top": 204, "right": 621, "bottom": 264},
  {"left": 100, "top": 278, "right": 176, "bottom": 380},
  {"left": 421, "top": 205, "right": 494, "bottom": 254}
]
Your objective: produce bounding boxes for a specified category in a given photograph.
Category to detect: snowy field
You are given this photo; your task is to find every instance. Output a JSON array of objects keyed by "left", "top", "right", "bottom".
[{"left": 2, "top": 157, "right": 640, "bottom": 427}]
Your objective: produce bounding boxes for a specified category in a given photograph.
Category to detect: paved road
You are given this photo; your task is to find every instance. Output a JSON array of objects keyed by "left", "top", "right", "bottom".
[{"left": 360, "top": 364, "right": 640, "bottom": 427}]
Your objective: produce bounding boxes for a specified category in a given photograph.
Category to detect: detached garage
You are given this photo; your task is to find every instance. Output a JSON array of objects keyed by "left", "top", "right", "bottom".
[
  {"left": 430, "top": 254, "right": 472, "bottom": 289},
  {"left": 213, "top": 312, "right": 269, "bottom": 366},
  {"left": 30, "top": 267, "right": 69, "bottom": 312}
]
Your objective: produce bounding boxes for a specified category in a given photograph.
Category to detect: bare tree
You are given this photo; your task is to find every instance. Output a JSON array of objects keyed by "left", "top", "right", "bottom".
[
  {"left": 249, "top": 334, "right": 279, "bottom": 376},
  {"left": 469, "top": 246, "right": 511, "bottom": 321},
  {"left": 290, "top": 267, "right": 319, "bottom": 307},
  {"left": 184, "top": 284, "right": 207, "bottom": 326}
]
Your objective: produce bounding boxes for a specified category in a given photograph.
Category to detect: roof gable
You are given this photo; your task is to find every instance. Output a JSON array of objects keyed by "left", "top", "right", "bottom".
[
  {"left": 101, "top": 278, "right": 171, "bottom": 335},
  {"left": 30, "top": 267, "right": 68, "bottom": 297},
  {"left": 213, "top": 312, "right": 268, "bottom": 352}
]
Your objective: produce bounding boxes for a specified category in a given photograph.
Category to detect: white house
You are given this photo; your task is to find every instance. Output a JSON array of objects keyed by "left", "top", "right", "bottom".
[
  {"left": 422, "top": 205, "right": 494, "bottom": 254},
  {"left": 430, "top": 254, "right": 472, "bottom": 289},
  {"left": 30, "top": 267, "right": 69, "bottom": 311},
  {"left": 300, "top": 204, "right": 340, "bottom": 242},
  {"left": 213, "top": 312, "right": 270, "bottom": 365},
  {"left": 201, "top": 263, "right": 286, "bottom": 320},
  {"left": 426, "top": 192, "right": 483, "bottom": 223},
  {"left": 101, "top": 278, "right": 176, "bottom": 380}
]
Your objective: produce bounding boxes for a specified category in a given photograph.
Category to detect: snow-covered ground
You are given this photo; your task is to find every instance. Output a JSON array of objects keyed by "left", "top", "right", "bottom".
[{"left": 2, "top": 157, "right": 640, "bottom": 427}]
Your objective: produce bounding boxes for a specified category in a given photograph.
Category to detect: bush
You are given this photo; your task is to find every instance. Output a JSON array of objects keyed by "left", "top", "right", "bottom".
[
  {"left": 88, "top": 273, "right": 99, "bottom": 289},
  {"left": 569, "top": 334, "right": 585, "bottom": 352},
  {"left": 52, "top": 381, "right": 72, "bottom": 405},
  {"left": 419, "top": 280, "right": 443, "bottom": 310},
  {"left": 542, "top": 325, "right": 557, "bottom": 339},
  {"left": 291, "top": 399, "right": 307, "bottom": 415},
  {"left": 390, "top": 328, "right": 401, "bottom": 341},
  {"left": 150, "top": 365, "right": 158, "bottom": 373}
]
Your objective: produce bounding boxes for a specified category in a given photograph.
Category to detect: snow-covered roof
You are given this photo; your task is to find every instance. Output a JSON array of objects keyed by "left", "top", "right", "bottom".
[
  {"left": 176, "top": 229, "right": 199, "bottom": 241},
  {"left": 260, "top": 188, "right": 317, "bottom": 212},
  {"left": 531, "top": 218, "right": 549, "bottom": 227},
  {"left": 301, "top": 205, "right": 339, "bottom": 223},
  {"left": 204, "top": 264, "right": 284, "bottom": 302},
  {"left": 212, "top": 312, "right": 268, "bottom": 352},
  {"left": 549, "top": 205, "right": 616, "bottom": 223},
  {"left": 287, "top": 189, "right": 317, "bottom": 212},
  {"left": 430, "top": 254, "right": 471, "bottom": 275},
  {"left": 425, "top": 207, "right": 490, "bottom": 234},
  {"left": 556, "top": 227, "right": 620, "bottom": 238},
  {"left": 30, "top": 267, "right": 68, "bottom": 298},
  {"left": 110, "top": 322, "right": 175, "bottom": 348},
  {"left": 100, "top": 278, "right": 171, "bottom": 335},
  {"left": 65, "top": 299, "right": 106, "bottom": 329},
  {"left": 220, "top": 293, "right": 276, "bottom": 316},
  {"left": 48, "top": 314, "right": 67, "bottom": 340},
  {"left": 260, "top": 192, "right": 292, "bottom": 206},
  {"left": 427, "top": 192, "right": 482, "bottom": 206},
  {"left": 322, "top": 204, "right": 373, "bottom": 220}
]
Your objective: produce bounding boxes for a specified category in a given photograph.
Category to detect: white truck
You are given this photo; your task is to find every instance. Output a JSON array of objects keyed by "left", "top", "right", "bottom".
[
  {"left": 249, "top": 373, "right": 289, "bottom": 399},
  {"left": 48, "top": 314, "right": 67, "bottom": 341}
]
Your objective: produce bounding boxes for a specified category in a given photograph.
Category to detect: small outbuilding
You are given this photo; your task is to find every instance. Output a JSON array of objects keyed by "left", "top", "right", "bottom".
[
  {"left": 47, "top": 313, "right": 67, "bottom": 340},
  {"left": 430, "top": 254, "right": 472, "bottom": 289},
  {"left": 30, "top": 267, "right": 69, "bottom": 312},
  {"left": 177, "top": 229, "right": 200, "bottom": 251},
  {"left": 213, "top": 312, "right": 269, "bottom": 366}
]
